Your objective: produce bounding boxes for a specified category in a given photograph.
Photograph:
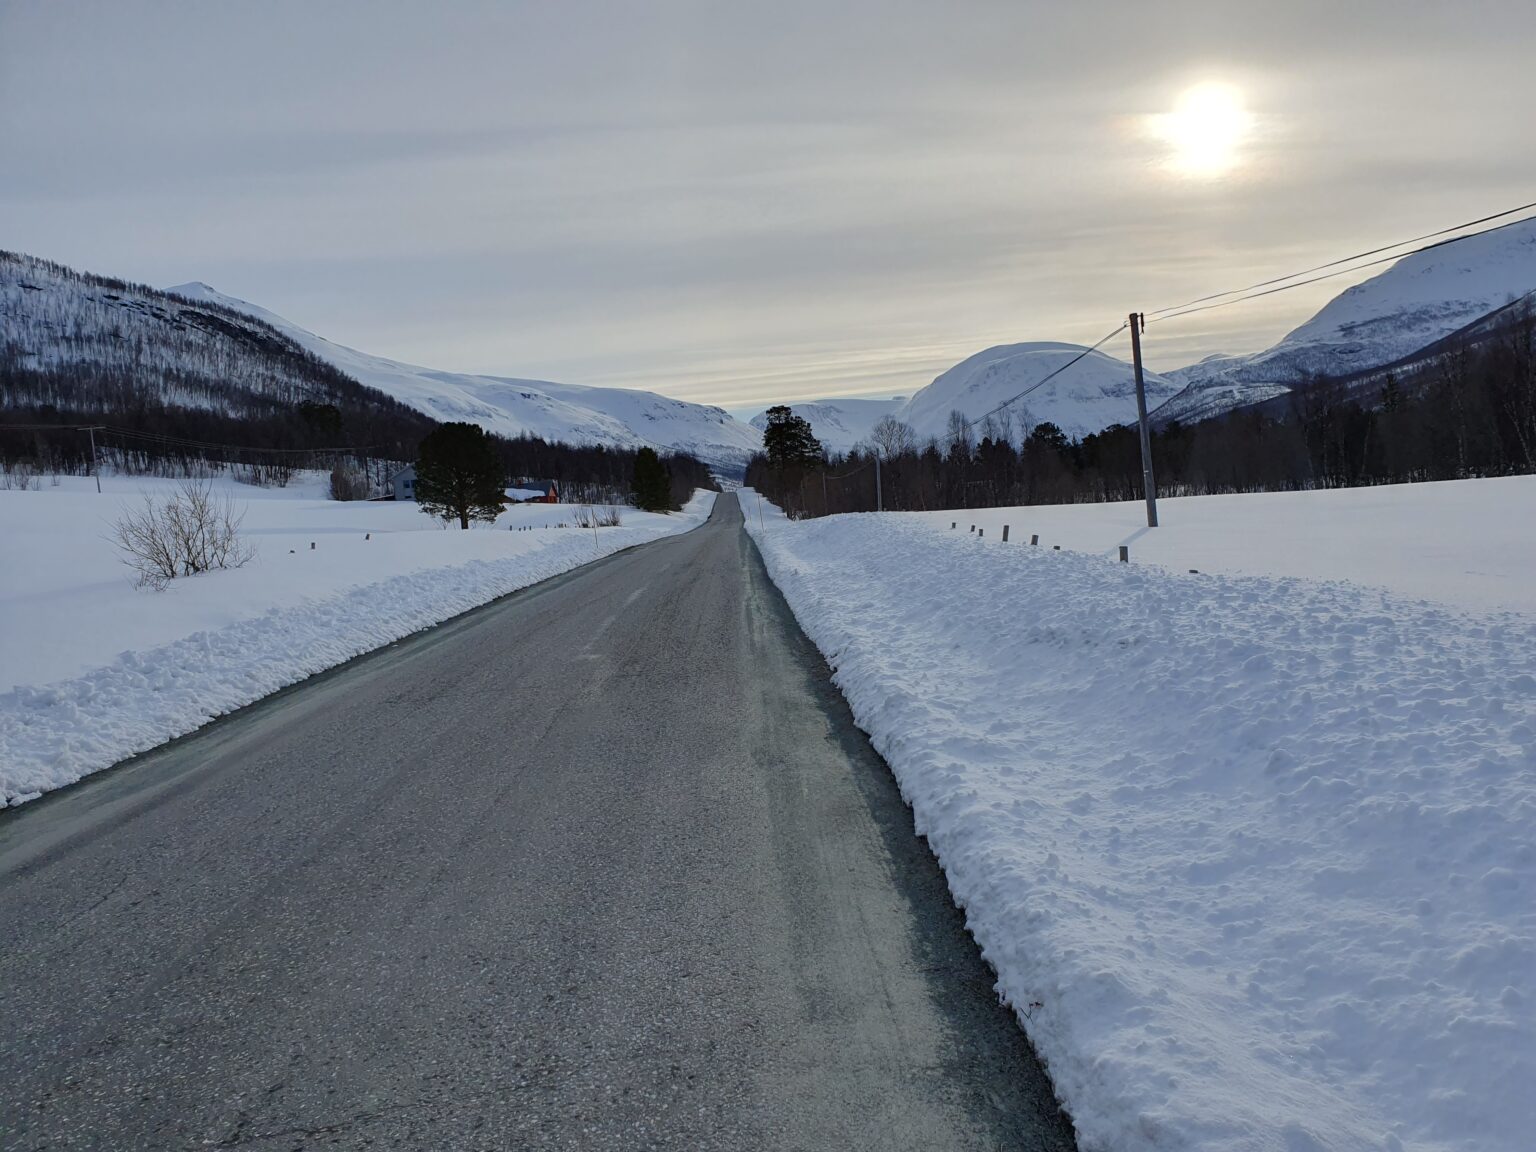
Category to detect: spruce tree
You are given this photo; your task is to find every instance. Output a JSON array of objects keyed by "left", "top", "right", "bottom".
[
  {"left": 632, "top": 447, "right": 672, "bottom": 512},
  {"left": 414, "top": 422, "right": 506, "bottom": 529}
]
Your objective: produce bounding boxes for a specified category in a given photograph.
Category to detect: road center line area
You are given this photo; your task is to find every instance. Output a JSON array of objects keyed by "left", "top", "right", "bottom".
[{"left": 0, "top": 494, "right": 1075, "bottom": 1151}]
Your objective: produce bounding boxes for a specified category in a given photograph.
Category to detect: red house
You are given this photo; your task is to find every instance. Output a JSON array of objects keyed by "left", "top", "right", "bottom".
[{"left": 507, "top": 480, "right": 559, "bottom": 504}]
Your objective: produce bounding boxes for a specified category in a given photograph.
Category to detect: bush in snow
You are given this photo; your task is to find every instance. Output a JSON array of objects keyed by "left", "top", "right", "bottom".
[
  {"left": 571, "top": 505, "right": 622, "bottom": 528},
  {"left": 0, "top": 460, "right": 41, "bottom": 490},
  {"left": 112, "top": 480, "right": 255, "bottom": 590},
  {"left": 329, "top": 463, "right": 371, "bottom": 502}
]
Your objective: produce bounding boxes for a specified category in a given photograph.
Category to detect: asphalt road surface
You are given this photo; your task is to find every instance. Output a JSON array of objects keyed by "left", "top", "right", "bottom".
[{"left": 1, "top": 493, "right": 1075, "bottom": 1151}]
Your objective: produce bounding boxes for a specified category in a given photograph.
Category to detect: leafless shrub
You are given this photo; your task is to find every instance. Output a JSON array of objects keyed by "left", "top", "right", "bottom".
[
  {"left": 236, "top": 461, "right": 294, "bottom": 488},
  {"left": 112, "top": 481, "right": 255, "bottom": 589},
  {"left": 329, "top": 463, "right": 370, "bottom": 501},
  {"left": 0, "top": 460, "right": 41, "bottom": 490},
  {"left": 572, "top": 504, "right": 623, "bottom": 528}
]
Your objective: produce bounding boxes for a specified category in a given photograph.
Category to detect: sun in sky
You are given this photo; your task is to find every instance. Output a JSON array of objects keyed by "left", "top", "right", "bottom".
[{"left": 1149, "top": 82, "right": 1253, "bottom": 177}]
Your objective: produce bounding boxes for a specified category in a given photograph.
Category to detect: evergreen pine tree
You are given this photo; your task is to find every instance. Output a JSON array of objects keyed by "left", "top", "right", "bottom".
[
  {"left": 761, "top": 406, "right": 822, "bottom": 469},
  {"left": 414, "top": 422, "right": 506, "bottom": 529}
]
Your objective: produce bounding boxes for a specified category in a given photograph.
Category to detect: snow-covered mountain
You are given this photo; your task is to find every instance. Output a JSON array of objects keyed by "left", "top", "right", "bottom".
[
  {"left": 894, "top": 342, "right": 1181, "bottom": 443},
  {"left": 1, "top": 250, "right": 435, "bottom": 454},
  {"left": 747, "top": 397, "right": 906, "bottom": 453},
  {"left": 1155, "top": 217, "right": 1536, "bottom": 424},
  {"left": 165, "top": 283, "right": 764, "bottom": 475}
]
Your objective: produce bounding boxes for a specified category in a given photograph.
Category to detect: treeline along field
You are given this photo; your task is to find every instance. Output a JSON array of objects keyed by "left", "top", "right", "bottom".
[{"left": 748, "top": 307, "right": 1536, "bottom": 515}]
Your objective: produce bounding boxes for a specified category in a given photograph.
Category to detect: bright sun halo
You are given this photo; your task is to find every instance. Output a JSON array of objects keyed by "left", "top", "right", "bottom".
[{"left": 1151, "top": 82, "right": 1252, "bottom": 177}]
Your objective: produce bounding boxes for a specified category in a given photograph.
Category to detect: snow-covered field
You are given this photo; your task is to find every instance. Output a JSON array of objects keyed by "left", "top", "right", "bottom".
[
  {"left": 0, "top": 474, "right": 714, "bottom": 806},
  {"left": 744, "top": 479, "right": 1535, "bottom": 1152},
  {"left": 917, "top": 475, "right": 1536, "bottom": 614}
]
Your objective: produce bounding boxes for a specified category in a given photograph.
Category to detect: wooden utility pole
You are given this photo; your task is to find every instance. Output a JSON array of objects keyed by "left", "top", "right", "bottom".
[
  {"left": 86, "top": 425, "right": 102, "bottom": 493},
  {"left": 1128, "top": 313, "right": 1159, "bottom": 528},
  {"left": 874, "top": 454, "right": 883, "bottom": 513}
]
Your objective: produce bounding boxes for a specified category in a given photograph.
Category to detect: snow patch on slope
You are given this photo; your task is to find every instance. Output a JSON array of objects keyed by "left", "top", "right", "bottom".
[{"left": 896, "top": 342, "right": 1180, "bottom": 443}]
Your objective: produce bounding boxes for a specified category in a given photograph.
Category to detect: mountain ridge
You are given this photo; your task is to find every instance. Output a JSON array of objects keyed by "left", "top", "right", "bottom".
[
  {"left": 165, "top": 283, "right": 763, "bottom": 476},
  {"left": 1154, "top": 217, "right": 1536, "bottom": 424}
]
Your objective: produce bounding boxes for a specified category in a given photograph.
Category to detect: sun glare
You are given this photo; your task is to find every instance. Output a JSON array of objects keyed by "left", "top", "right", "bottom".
[{"left": 1150, "top": 82, "right": 1252, "bottom": 177}]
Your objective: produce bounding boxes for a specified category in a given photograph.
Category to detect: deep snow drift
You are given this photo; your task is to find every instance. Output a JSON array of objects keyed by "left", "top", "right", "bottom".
[
  {"left": 0, "top": 475, "right": 714, "bottom": 805},
  {"left": 744, "top": 482, "right": 1535, "bottom": 1152}
]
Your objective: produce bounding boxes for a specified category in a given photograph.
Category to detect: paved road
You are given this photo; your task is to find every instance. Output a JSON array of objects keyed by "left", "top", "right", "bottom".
[{"left": 0, "top": 493, "right": 1074, "bottom": 1151}]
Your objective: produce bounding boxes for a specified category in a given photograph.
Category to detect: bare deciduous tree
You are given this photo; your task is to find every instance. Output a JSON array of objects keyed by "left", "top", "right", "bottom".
[
  {"left": 112, "top": 481, "right": 255, "bottom": 590},
  {"left": 868, "top": 415, "right": 917, "bottom": 460}
]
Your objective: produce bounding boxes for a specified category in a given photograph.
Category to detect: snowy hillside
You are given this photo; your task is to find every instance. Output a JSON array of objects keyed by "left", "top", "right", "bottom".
[
  {"left": 0, "top": 252, "right": 431, "bottom": 449},
  {"left": 896, "top": 342, "right": 1180, "bottom": 443},
  {"left": 1156, "top": 217, "right": 1536, "bottom": 423},
  {"left": 167, "top": 283, "right": 763, "bottom": 475},
  {"left": 748, "top": 396, "right": 906, "bottom": 453}
]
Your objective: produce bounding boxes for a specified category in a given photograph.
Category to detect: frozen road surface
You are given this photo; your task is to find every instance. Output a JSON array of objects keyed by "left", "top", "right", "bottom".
[{"left": 0, "top": 494, "right": 1073, "bottom": 1151}]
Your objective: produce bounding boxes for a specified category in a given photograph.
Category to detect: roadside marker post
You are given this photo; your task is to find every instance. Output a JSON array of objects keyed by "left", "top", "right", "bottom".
[
  {"left": 1119, "top": 545, "right": 1129, "bottom": 563},
  {"left": 1002, "top": 525, "right": 1009, "bottom": 542}
]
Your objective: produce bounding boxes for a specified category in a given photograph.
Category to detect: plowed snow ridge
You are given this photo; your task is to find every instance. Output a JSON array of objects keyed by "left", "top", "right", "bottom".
[{"left": 746, "top": 496, "right": 1535, "bottom": 1152}]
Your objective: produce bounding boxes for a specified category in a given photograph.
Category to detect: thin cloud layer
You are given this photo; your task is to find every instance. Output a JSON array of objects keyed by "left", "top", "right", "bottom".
[{"left": 4, "top": 0, "right": 1533, "bottom": 406}]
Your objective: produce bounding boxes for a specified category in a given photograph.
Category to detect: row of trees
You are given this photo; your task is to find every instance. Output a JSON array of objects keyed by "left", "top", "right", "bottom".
[
  {"left": 747, "top": 310, "right": 1536, "bottom": 516},
  {"left": 413, "top": 423, "right": 714, "bottom": 528}
]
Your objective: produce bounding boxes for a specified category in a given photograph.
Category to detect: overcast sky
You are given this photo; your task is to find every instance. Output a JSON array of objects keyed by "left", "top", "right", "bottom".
[{"left": 4, "top": 1, "right": 1535, "bottom": 414}]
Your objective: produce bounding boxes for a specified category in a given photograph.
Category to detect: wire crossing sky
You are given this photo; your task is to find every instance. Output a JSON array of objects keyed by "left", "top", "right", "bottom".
[{"left": 4, "top": 1, "right": 1535, "bottom": 412}]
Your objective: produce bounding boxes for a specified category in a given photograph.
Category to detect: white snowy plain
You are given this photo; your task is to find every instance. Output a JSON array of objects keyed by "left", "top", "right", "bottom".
[
  {"left": 0, "top": 475, "right": 714, "bottom": 806},
  {"left": 743, "top": 479, "right": 1536, "bottom": 1152}
]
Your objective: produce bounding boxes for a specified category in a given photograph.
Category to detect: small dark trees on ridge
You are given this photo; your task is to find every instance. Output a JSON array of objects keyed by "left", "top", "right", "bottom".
[{"left": 415, "top": 422, "right": 506, "bottom": 529}]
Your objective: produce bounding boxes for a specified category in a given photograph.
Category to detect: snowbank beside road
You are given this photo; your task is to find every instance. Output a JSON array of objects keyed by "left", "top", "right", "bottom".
[
  {"left": 745, "top": 493, "right": 1536, "bottom": 1152},
  {"left": 0, "top": 478, "right": 714, "bottom": 805}
]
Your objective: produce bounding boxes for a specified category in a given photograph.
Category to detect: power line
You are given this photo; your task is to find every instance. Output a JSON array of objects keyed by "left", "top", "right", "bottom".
[
  {"left": 825, "top": 460, "right": 872, "bottom": 480},
  {"left": 960, "top": 322, "right": 1130, "bottom": 432},
  {"left": 1, "top": 421, "right": 379, "bottom": 456},
  {"left": 98, "top": 427, "right": 378, "bottom": 455},
  {"left": 1146, "top": 205, "right": 1536, "bottom": 325}
]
